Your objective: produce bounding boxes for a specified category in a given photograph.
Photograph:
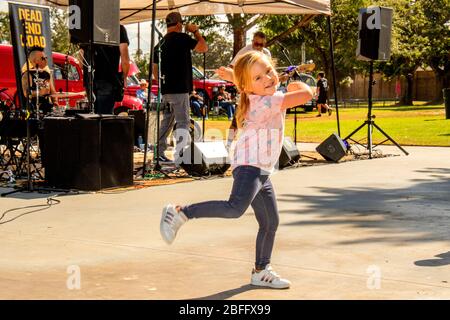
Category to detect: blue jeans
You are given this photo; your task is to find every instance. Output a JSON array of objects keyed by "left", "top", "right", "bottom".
[
  {"left": 94, "top": 80, "right": 115, "bottom": 114},
  {"left": 219, "top": 101, "right": 235, "bottom": 119},
  {"left": 183, "top": 165, "right": 279, "bottom": 269},
  {"left": 191, "top": 100, "right": 203, "bottom": 117}
]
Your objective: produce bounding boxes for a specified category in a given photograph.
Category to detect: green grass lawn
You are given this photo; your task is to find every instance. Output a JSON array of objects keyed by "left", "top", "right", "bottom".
[{"left": 202, "top": 103, "right": 450, "bottom": 146}]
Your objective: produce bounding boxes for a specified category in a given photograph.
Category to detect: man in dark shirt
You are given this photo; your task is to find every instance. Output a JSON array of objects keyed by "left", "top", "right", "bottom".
[
  {"left": 153, "top": 12, "right": 207, "bottom": 163},
  {"left": 81, "top": 25, "right": 130, "bottom": 114},
  {"left": 316, "top": 72, "right": 332, "bottom": 117}
]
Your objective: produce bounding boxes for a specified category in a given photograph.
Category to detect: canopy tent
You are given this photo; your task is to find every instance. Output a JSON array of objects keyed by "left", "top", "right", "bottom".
[{"left": 17, "top": 0, "right": 330, "bottom": 23}]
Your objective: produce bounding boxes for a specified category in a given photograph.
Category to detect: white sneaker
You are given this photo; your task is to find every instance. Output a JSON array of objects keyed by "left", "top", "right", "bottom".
[
  {"left": 160, "top": 204, "right": 188, "bottom": 244},
  {"left": 250, "top": 265, "right": 291, "bottom": 289}
]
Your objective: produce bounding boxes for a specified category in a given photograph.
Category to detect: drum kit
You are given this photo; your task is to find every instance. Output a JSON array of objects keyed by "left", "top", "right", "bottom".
[{"left": 0, "top": 87, "right": 86, "bottom": 180}]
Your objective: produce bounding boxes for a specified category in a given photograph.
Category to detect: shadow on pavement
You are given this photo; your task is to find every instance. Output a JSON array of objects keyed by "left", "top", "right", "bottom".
[
  {"left": 192, "top": 284, "right": 267, "bottom": 300},
  {"left": 414, "top": 251, "right": 450, "bottom": 267},
  {"left": 277, "top": 167, "right": 450, "bottom": 245}
]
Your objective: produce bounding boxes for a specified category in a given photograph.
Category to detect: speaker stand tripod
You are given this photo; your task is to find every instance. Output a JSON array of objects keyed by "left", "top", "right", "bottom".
[{"left": 344, "top": 61, "right": 408, "bottom": 158}]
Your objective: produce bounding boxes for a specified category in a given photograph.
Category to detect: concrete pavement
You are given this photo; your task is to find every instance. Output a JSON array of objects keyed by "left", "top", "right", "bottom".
[{"left": 0, "top": 144, "right": 449, "bottom": 299}]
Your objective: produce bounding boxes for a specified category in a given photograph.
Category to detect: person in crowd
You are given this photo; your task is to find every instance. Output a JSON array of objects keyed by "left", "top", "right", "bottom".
[
  {"left": 159, "top": 51, "right": 313, "bottom": 289},
  {"left": 152, "top": 12, "right": 207, "bottom": 163},
  {"left": 136, "top": 79, "right": 149, "bottom": 104},
  {"left": 316, "top": 71, "right": 332, "bottom": 117},
  {"left": 214, "top": 85, "right": 235, "bottom": 120},
  {"left": 190, "top": 86, "right": 204, "bottom": 118}
]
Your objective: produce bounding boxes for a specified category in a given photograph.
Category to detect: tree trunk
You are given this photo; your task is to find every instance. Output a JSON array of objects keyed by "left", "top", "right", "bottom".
[
  {"left": 233, "top": 28, "right": 246, "bottom": 57},
  {"left": 401, "top": 73, "right": 414, "bottom": 105}
]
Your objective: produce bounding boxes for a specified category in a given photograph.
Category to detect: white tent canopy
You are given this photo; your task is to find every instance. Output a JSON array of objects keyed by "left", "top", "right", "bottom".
[{"left": 15, "top": 0, "right": 330, "bottom": 24}]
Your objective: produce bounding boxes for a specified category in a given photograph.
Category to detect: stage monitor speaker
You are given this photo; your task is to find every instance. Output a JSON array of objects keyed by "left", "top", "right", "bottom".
[
  {"left": 356, "top": 6, "right": 392, "bottom": 61},
  {"left": 316, "top": 133, "right": 347, "bottom": 162},
  {"left": 42, "top": 116, "right": 133, "bottom": 191},
  {"left": 69, "top": 0, "right": 120, "bottom": 45},
  {"left": 180, "top": 141, "right": 230, "bottom": 176},
  {"left": 278, "top": 137, "right": 301, "bottom": 169}
]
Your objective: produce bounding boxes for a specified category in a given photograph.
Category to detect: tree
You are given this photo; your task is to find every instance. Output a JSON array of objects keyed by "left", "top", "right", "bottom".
[
  {"left": 419, "top": 0, "right": 450, "bottom": 101},
  {"left": 50, "top": 8, "right": 71, "bottom": 54},
  {"left": 192, "top": 31, "right": 233, "bottom": 70},
  {"left": 134, "top": 50, "right": 150, "bottom": 80},
  {"left": 0, "top": 12, "right": 10, "bottom": 44},
  {"left": 375, "top": 0, "right": 429, "bottom": 105},
  {"left": 185, "top": 14, "right": 263, "bottom": 57}
]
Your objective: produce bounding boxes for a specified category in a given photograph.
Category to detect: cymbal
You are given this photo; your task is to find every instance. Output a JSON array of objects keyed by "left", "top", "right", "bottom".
[
  {"left": 50, "top": 91, "right": 86, "bottom": 98},
  {"left": 296, "top": 63, "right": 315, "bottom": 73}
]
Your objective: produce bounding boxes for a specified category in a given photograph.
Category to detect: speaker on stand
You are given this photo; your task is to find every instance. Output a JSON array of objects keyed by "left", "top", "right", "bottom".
[
  {"left": 356, "top": 6, "right": 393, "bottom": 61},
  {"left": 346, "top": 6, "right": 408, "bottom": 158},
  {"left": 68, "top": 0, "right": 120, "bottom": 113},
  {"left": 68, "top": 0, "right": 120, "bottom": 46}
]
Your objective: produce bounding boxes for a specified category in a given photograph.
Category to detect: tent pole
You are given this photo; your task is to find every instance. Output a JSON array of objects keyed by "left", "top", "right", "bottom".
[
  {"left": 327, "top": 15, "right": 341, "bottom": 137},
  {"left": 142, "top": 0, "right": 157, "bottom": 177}
]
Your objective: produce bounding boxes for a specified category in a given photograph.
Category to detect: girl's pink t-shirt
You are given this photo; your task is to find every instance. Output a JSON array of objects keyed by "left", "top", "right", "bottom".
[{"left": 232, "top": 91, "right": 286, "bottom": 174}]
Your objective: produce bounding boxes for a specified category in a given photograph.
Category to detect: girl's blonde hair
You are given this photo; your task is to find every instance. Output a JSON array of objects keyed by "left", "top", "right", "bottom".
[{"left": 233, "top": 51, "right": 275, "bottom": 128}]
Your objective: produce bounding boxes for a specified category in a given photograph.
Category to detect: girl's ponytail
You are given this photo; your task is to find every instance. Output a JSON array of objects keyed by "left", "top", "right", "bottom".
[{"left": 236, "top": 91, "right": 249, "bottom": 128}]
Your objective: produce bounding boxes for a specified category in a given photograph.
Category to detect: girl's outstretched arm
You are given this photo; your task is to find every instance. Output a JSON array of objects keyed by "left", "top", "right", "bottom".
[
  {"left": 215, "top": 66, "right": 234, "bottom": 83},
  {"left": 281, "top": 81, "right": 314, "bottom": 111}
]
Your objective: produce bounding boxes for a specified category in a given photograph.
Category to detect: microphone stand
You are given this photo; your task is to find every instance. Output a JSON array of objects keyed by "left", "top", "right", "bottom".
[
  {"left": 277, "top": 42, "right": 317, "bottom": 161},
  {"left": 141, "top": 20, "right": 167, "bottom": 177},
  {"left": 33, "top": 64, "right": 41, "bottom": 117}
]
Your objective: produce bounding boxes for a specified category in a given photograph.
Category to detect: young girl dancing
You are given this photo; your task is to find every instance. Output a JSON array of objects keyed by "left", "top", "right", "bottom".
[{"left": 160, "top": 51, "right": 313, "bottom": 289}]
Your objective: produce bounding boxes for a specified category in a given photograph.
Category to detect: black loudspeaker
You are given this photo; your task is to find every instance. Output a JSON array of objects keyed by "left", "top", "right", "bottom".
[
  {"left": 316, "top": 133, "right": 348, "bottom": 162},
  {"left": 69, "top": 0, "right": 120, "bottom": 46},
  {"left": 179, "top": 142, "right": 230, "bottom": 176},
  {"left": 356, "top": 6, "right": 392, "bottom": 61},
  {"left": 41, "top": 116, "right": 133, "bottom": 191},
  {"left": 278, "top": 137, "right": 301, "bottom": 169}
]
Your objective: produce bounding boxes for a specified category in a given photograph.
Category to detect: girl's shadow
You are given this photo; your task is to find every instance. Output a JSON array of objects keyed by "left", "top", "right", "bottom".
[
  {"left": 192, "top": 284, "right": 268, "bottom": 300},
  {"left": 414, "top": 251, "right": 450, "bottom": 267}
]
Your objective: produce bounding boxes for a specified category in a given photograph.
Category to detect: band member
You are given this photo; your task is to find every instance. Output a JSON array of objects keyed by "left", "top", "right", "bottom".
[
  {"left": 229, "top": 31, "right": 271, "bottom": 67},
  {"left": 21, "top": 46, "right": 57, "bottom": 115},
  {"left": 160, "top": 51, "right": 314, "bottom": 289},
  {"left": 77, "top": 24, "right": 130, "bottom": 114},
  {"left": 153, "top": 12, "right": 207, "bottom": 163}
]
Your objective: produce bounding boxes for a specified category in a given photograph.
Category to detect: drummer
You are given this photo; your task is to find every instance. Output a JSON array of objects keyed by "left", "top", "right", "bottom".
[{"left": 21, "top": 46, "right": 58, "bottom": 115}]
